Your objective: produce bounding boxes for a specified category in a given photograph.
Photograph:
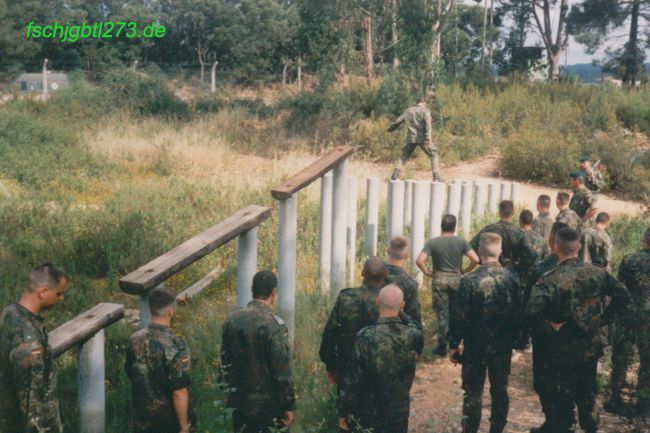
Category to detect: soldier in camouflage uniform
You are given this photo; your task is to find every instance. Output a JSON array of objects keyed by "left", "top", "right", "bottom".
[
  {"left": 580, "top": 156, "right": 605, "bottom": 193},
  {"left": 470, "top": 200, "right": 538, "bottom": 279},
  {"left": 569, "top": 171, "right": 598, "bottom": 224},
  {"left": 126, "top": 286, "right": 195, "bottom": 433},
  {"left": 417, "top": 214, "right": 479, "bottom": 356},
  {"left": 520, "top": 209, "right": 549, "bottom": 261},
  {"left": 605, "top": 227, "right": 650, "bottom": 416},
  {"left": 526, "top": 227, "right": 630, "bottom": 433},
  {"left": 448, "top": 233, "right": 522, "bottom": 433},
  {"left": 555, "top": 192, "right": 581, "bottom": 231},
  {"left": 339, "top": 285, "right": 424, "bottom": 433},
  {"left": 320, "top": 257, "right": 388, "bottom": 431},
  {"left": 0, "top": 263, "right": 67, "bottom": 433},
  {"left": 533, "top": 194, "right": 554, "bottom": 241},
  {"left": 388, "top": 95, "right": 443, "bottom": 181},
  {"left": 385, "top": 236, "right": 422, "bottom": 328},
  {"left": 221, "top": 271, "right": 295, "bottom": 433},
  {"left": 581, "top": 212, "right": 613, "bottom": 270}
]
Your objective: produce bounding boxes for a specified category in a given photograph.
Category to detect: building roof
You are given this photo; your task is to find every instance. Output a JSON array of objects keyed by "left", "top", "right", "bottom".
[{"left": 16, "top": 73, "right": 69, "bottom": 84}]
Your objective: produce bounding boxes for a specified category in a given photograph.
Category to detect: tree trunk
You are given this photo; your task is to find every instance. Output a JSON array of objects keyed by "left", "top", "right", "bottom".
[
  {"left": 392, "top": 0, "right": 400, "bottom": 68},
  {"left": 42, "top": 58, "right": 48, "bottom": 101},
  {"left": 487, "top": 0, "right": 495, "bottom": 78},
  {"left": 210, "top": 61, "right": 218, "bottom": 94},
  {"left": 480, "top": 0, "right": 488, "bottom": 76},
  {"left": 549, "top": 52, "right": 561, "bottom": 81},
  {"left": 364, "top": 16, "right": 374, "bottom": 81},
  {"left": 434, "top": 0, "right": 443, "bottom": 60},
  {"left": 624, "top": 0, "right": 641, "bottom": 86},
  {"left": 297, "top": 56, "right": 303, "bottom": 92},
  {"left": 532, "top": 0, "right": 568, "bottom": 82},
  {"left": 431, "top": 0, "right": 454, "bottom": 63},
  {"left": 198, "top": 37, "right": 205, "bottom": 83},
  {"left": 282, "top": 62, "right": 290, "bottom": 90}
]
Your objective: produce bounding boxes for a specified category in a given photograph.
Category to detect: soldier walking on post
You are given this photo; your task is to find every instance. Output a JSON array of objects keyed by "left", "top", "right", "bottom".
[{"left": 0, "top": 263, "right": 68, "bottom": 433}]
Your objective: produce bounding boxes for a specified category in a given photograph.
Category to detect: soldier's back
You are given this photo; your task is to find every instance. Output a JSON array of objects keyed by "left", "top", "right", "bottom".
[
  {"left": 386, "top": 264, "right": 422, "bottom": 327},
  {"left": 524, "top": 229, "right": 548, "bottom": 261},
  {"left": 471, "top": 222, "right": 535, "bottom": 272},
  {"left": 569, "top": 187, "right": 596, "bottom": 219},
  {"left": 556, "top": 208, "right": 581, "bottom": 231},
  {"left": 533, "top": 213, "right": 554, "bottom": 239},
  {"left": 620, "top": 249, "right": 650, "bottom": 312}
]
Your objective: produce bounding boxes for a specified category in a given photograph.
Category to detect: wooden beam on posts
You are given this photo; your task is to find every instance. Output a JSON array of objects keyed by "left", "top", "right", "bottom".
[
  {"left": 119, "top": 205, "right": 272, "bottom": 295},
  {"left": 270, "top": 146, "right": 354, "bottom": 200}
]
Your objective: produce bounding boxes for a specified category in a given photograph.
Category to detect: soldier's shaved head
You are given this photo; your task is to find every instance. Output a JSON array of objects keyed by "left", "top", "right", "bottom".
[
  {"left": 377, "top": 284, "right": 404, "bottom": 315},
  {"left": 25, "top": 263, "right": 68, "bottom": 293},
  {"left": 555, "top": 227, "right": 581, "bottom": 256},
  {"left": 362, "top": 257, "right": 388, "bottom": 284},
  {"left": 478, "top": 233, "right": 502, "bottom": 259},
  {"left": 387, "top": 236, "right": 409, "bottom": 260}
]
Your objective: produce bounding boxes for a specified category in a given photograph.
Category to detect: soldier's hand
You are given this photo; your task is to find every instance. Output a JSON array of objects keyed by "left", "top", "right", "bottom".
[
  {"left": 448, "top": 348, "right": 460, "bottom": 364},
  {"left": 550, "top": 321, "right": 565, "bottom": 332},
  {"left": 283, "top": 411, "right": 295, "bottom": 427},
  {"left": 338, "top": 417, "right": 350, "bottom": 431},
  {"left": 327, "top": 371, "right": 337, "bottom": 385}
]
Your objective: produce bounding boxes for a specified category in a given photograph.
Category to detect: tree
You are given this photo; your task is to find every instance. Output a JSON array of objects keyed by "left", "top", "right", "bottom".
[
  {"left": 496, "top": 0, "right": 543, "bottom": 76},
  {"left": 531, "top": 0, "right": 570, "bottom": 81}
]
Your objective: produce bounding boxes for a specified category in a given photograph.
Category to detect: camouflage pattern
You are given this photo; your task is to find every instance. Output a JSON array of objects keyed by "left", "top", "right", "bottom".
[
  {"left": 221, "top": 300, "right": 295, "bottom": 423},
  {"left": 523, "top": 229, "right": 549, "bottom": 262},
  {"left": 339, "top": 313, "right": 423, "bottom": 432},
  {"left": 469, "top": 221, "right": 538, "bottom": 277},
  {"left": 584, "top": 169, "right": 604, "bottom": 193},
  {"left": 569, "top": 185, "right": 597, "bottom": 220},
  {"left": 555, "top": 208, "right": 581, "bottom": 231},
  {"left": 388, "top": 103, "right": 432, "bottom": 144},
  {"left": 125, "top": 323, "right": 195, "bottom": 433},
  {"left": 533, "top": 212, "right": 554, "bottom": 240},
  {"left": 0, "top": 303, "right": 61, "bottom": 433},
  {"left": 609, "top": 248, "right": 650, "bottom": 412},
  {"left": 581, "top": 227, "right": 613, "bottom": 270},
  {"left": 386, "top": 264, "right": 423, "bottom": 329},
  {"left": 526, "top": 258, "right": 630, "bottom": 433},
  {"left": 430, "top": 271, "right": 462, "bottom": 350},
  {"left": 448, "top": 263, "right": 522, "bottom": 433}
]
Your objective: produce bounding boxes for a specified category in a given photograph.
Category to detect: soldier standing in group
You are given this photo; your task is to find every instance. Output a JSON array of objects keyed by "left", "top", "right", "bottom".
[
  {"left": 581, "top": 212, "right": 613, "bottom": 270},
  {"left": 126, "top": 286, "right": 195, "bottom": 433},
  {"left": 220, "top": 271, "right": 295, "bottom": 433},
  {"left": 555, "top": 192, "right": 581, "bottom": 231},
  {"left": 470, "top": 200, "right": 538, "bottom": 279},
  {"left": 388, "top": 95, "right": 443, "bottom": 182},
  {"left": 448, "top": 233, "right": 522, "bottom": 433},
  {"left": 416, "top": 214, "right": 479, "bottom": 356},
  {"left": 533, "top": 194, "right": 554, "bottom": 241},
  {"left": 526, "top": 227, "right": 630, "bottom": 433},
  {"left": 520, "top": 210, "right": 549, "bottom": 261},
  {"left": 320, "top": 257, "right": 388, "bottom": 431},
  {"left": 0, "top": 264, "right": 67, "bottom": 433},
  {"left": 605, "top": 227, "right": 650, "bottom": 416},
  {"left": 385, "top": 236, "right": 422, "bottom": 329},
  {"left": 580, "top": 156, "right": 605, "bottom": 193},
  {"left": 569, "top": 171, "right": 598, "bottom": 224},
  {"left": 338, "top": 285, "right": 424, "bottom": 433}
]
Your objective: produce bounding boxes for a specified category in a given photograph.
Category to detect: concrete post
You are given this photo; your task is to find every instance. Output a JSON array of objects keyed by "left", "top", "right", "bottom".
[
  {"left": 139, "top": 294, "right": 151, "bottom": 329},
  {"left": 511, "top": 182, "right": 522, "bottom": 205},
  {"left": 500, "top": 182, "right": 512, "bottom": 202},
  {"left": 331, "top": 159, "right": 349, "bottom": 300},
  {"left": 387, "top": 180, "right": 405, "bottom": 239},
  {"left": 447, "top": 182, "right": 462, "bottom": 218},
  {"left": 461, "top": 181, "right": 474, "bottom": 237},
  {"left": 319, "top": 173, "right": 333, "bottom": 295},
  {"left": 429, "top": 181, "right": 446, "bottom": 239},
  {"left": 488, "top": 183, "right": 500, "bottom": 215},
  {"left": 475, "top": 182, "right": 488, "bottom": 217},
  {"left": 404, "top": 180, "right": 414, "bottom": 230},
  {"left": 364, "top": 177, "right": 380, "bottom": 256},
  {"left": 78, "top": 330, "right": 105, "bottom": 433},
  {"left": 346, "top": 177, "right": 358, "bottom": 287},
  {"left": 278, "top": 195, "right": 297, "bottom": 342},
  {"left": 236, "top": 227, "right": 257, "bottom": 309},
  {"left": 411, "top": 181, "right": 427, "bottom": 285}
]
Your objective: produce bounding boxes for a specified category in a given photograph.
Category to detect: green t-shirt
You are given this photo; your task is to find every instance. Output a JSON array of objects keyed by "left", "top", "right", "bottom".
[{"left": 422, "top": 235, "right": 471, "bottom": 273}]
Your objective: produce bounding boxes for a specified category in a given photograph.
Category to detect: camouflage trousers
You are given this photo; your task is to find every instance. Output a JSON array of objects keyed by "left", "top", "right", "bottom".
[
  {"left": 349, "top": 418, "right": 408, "bottom": 433},
  {"left": 610, "top": 322, "right": 650, "bottom": 412},
  {"left": 232, "top": 410, "right": 288, "bottom": 433},
  {"left": 431, "top": 272, "right": 461, "bottom": 349},
  {"left": 532, "top": 337, "right": 553, "bottom": 425},
  {"left": 392, "top": 141, "right": 441, "bottom": 181},
  {"left": 461, "top": 352, "right": 512, "bottom": 433}
]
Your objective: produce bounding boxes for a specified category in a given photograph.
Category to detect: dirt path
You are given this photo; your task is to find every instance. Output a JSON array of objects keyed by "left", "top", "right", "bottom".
[{"left": 409, "top": 350, "right": 648, "bottom": 433}]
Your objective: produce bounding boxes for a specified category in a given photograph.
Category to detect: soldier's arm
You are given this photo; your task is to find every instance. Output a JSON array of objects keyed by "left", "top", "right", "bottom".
[
  {"left": 169, "top": 341, "right": 192, "bottom": 432},
  {"left": 525, "top": 280, "right": 553, "bottom": 338},
  {"left": 338, "top": 337, "right": 367, "bottom": 420},
  {"left": 448, "top": 278, "right": 471, "bottom": 350},
  {"left": 518, "top": 235, "right": 538, "bottom": 271},
  {"left": 269, "top": 325, "right": 296, "bottom": 414},
  {"left": 403, "top": 283, "right": 423, "bottom": 332},
  {"left": 399, "top": 310, "right": 424, "bottom": 354},
  {"left": 387, "top": 113, "right": 406, "bottom": 132},
  {"left": 425, "top": 110, "right": 432, "bottom": 142},
  {"left": 469, "top": 234, "right": 481, "bottom": 262},
  {"left": 585, "top": 193, "right": 598, "bottom": 220},
  {"left": 219, "top": 320, "right": 232, "bottom": 385},
  {"left": 602, "top": 272, "right": 631, "bottom": 325},
  {"left": 319, "top": 296, "right": 341, "bottom": 374},
  {"left": 511, "top": 275, "right": 525, "bottom": 336},
  {"left": 416, "top": 251, "right": 432, "bottom": 277}
]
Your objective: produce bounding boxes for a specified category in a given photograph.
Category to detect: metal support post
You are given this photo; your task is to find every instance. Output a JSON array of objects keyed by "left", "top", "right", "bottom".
[
  {"left": 346, "top": 177, "right": 358, "bottom": 287},
  {"left": 236, "top": 227, "right": 258, "bottom": 309},
  {"left": 461, "top": 181, "right": 474, "bottom": 237},
  {"left": 278, "top": 195, "right": 297, "bottom": 342},
  {"left": 319, "top": 173, "right": 333, "bottom": 294},
  {"left": 387, "top": 180, "right": 405, "bottom": 240},
  {"left": 364, "top": 177, "right": 379, "bottom": 256},
  {"left": 78, "top": 330, "right": 105, "bottom": 433},
  {"left": 410, "top": 181, "right": 427, "bottom": 285},
  {"left": 331, "top": 159, "right": 348, "bottom": 300},
  {"left": 447, "top": 182, "right": 462, "bottom": 218},
  {"left": 429, "top": 181, "right": 446, "bottom": 239}
]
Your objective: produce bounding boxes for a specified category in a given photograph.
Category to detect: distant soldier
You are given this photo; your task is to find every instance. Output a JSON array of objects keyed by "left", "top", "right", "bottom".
[
  {"left": 388, "top": 95, "right": 443, "bottom": 181},
  {"left": 339, "top": 285, "right": 424, "bottom": 433},
  {"left": 580, "top": 156, "right": 604, "bottom": 193},
  {"left": 569, "top": 171, "right": 598, "bottom": 223},
  {"left": 448, "top": 233, "right": 522, "bottom": 433},
  {"left": 555, "top": 192, "right": 581, "bottom": 231},
  {"left": 126, "top": 286, "right": 195, "bottom": 433},
  {"left": 605, "top": 227, "right": 650, "bottom": 416},
  {"left": 470, "top": 200, "right": 538, "bottom": 278},
  {"left": 221, "top": 271, "right": 295, "bottom": 433},
  {"left": 526, "top": 227, "right": 630, "bottom": 433},
  {"left": 416, "top": 214, "right": 479, "bottom": 355},
  {"left": 581, "top": 212, "right": 613, "bottom": 270},
  {"left": 0, "top": 264, "right": 67, "bottom": 433},
  {"left": 385, "top": 236, "right": 422, "bottom": 329},
  {"left": 320, "top": 257, "right": 388, "bottom": 431},
  {"left": 520, "top": 209, "right": 549, "bottom": 261},
  {"left": 532, "top": 194, "right": 554, "bottom": 241}
]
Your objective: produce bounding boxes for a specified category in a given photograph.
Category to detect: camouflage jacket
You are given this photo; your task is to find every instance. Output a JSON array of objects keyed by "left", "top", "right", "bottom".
[
  {"left": 556, "top": 208, "right": 581, "bottom": 231},
  {"left": 581, "top": 227, "right": 613, "bottom": 270},
  {"left": 470, "top": 221, "right": 538, "bottom": 276},
  {"left": 388, "top": 103, "right": 432, "bottom": 144},
  {"left": 125, "top": 323, "right": 195, "bottom": 433},
  {"left": 0, "top": 303, "right": 61, "bottom": 433},
  {"left": 526, "top": 258, "right": 630, "bottom": 362},
  {"left": 339, "top": 313, "right": 423, "bottom": 426},
  {"left": 524, "top": 254, "right": 559, "bottom": 306},
  {"left": 533, "top": 213, "right": 554, "bottom": 240},
  {"left": 618, "top": 249, "right": 650, "bottom": 319},
  {"left": 220, "top": 300, "right": 295, "bottom": 419},
  {"left": 448, "top": 264, "right": 522, "bottom": 356},
  {"left": 523, "top": 229, "right": 549, "bottom": 262},
  {"left": 386, "top": 264, "right": 423, "bottom": 330},
  {"left": 319, "top": 284, "right": 382, "bottom": 381},
  {"left": 569, "top": 186, "right": 596, "bottom": 220},
  {"left": 585, "top": 168, "right": 605, "bottom": 192}
]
